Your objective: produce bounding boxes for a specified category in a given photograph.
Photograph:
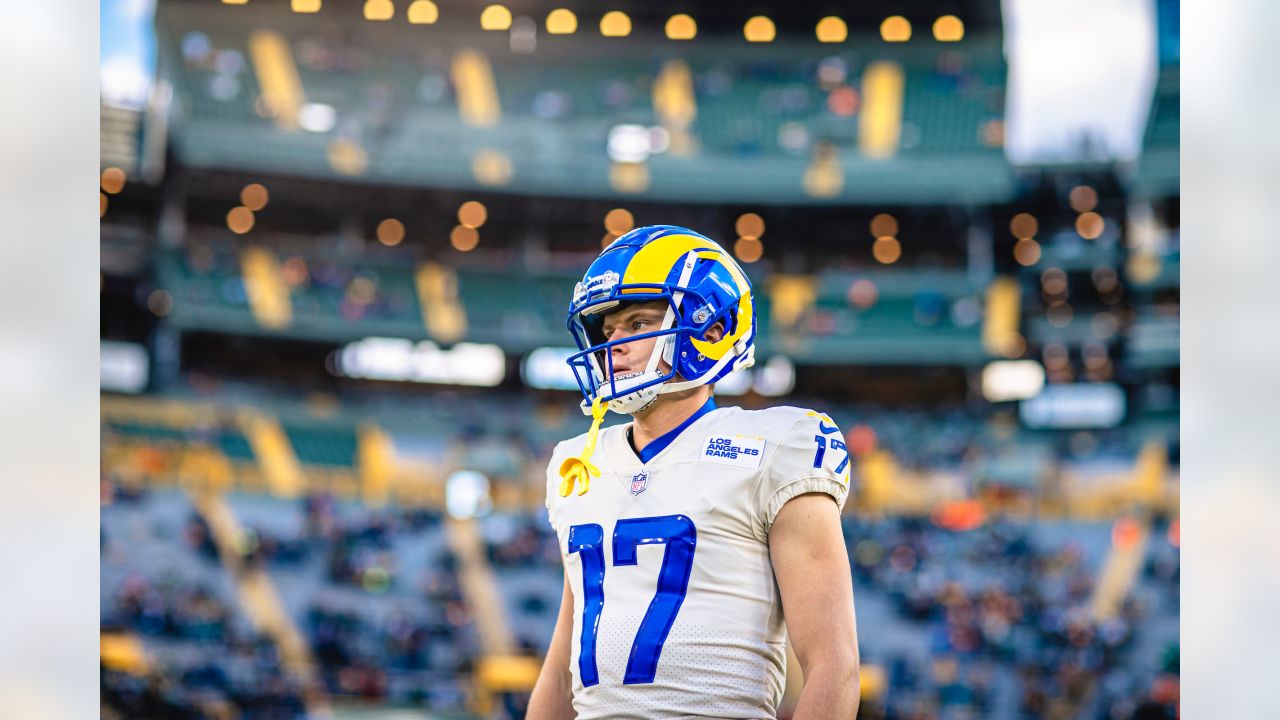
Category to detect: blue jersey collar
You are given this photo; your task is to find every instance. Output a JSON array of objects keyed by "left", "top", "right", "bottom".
[{"left": 632, "top": 397, "right": 717, "bottom": 464}]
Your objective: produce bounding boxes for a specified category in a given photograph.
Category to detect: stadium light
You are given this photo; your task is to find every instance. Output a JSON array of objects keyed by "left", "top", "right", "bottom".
[
  {"left": 100, "top": 192, "right": 108, "bottom": 217},
  {"left": 1013, "top": 238, "right": 1041, "bottom": 266},
  {"left": 869, "top": 213, "right": 897, "bottom": 237},
  {"left": 744, "top": 16, "right": 776, "bottom": 43},
  {"left": 446, "top": 470, "right": 492, "bottom": 519},
  {"left": 816, "top": 16, "right": 847, "bottom": 43},
  {"left": 932, "top": 15, "right": 964, "bottom": 42},
  {"left": 451, "top": 225, "right": 480, "bottom": 251},
  {"left": 981, "top": 360, "right": 1045, "bottom": 402},
  {"left": 733, "top": 237, "right": 763, "bottom": 263},
  {"left": 240, "top": 183, "right": 269, "bottom": 211},
  {"left": 299, "top": 102, "right": 336, "bottom": 132},
  {"left": 291, "top": 0, "right": 321, "bottom": 12},
  {"left": 880, "top": 16, "right": 911, "bottom": 42},
  {"left": 458, "top": 201, "right": 488, "bottom": 229},
  {"left": 222, "top": 0, "right": 248, "bottom": 5},
  {"left": 407, "top": 0, "right": 439, "bottom": 24},
  {"left": 608, "top": 124, "right": 652, "bottom": 163},
  {"left": 1070, "top": 185, "right": 1098, "bottom": 212},
  {"left": 364, "top": 0, "right": 394, "bottom": 21},
  {"left": 480, "top": 4, "right": 512, "bottom": 30},
  {"left": 600, "top": 11, "right": 631, "bottom": 37},
  {"left": 1076, "top": 212, "right": 1105, "bottom": 239},
  {"left": 665, "top": 14, "right": 697, "bottom": 40},
  {"left": 1009, "top": 212, "right": 1038, "bottom": 239},
  {"left": 337, "top": 337, "right": 505, "bottom": 386},
  {"left": 546, "top": 8, "right": 577, "bottom": 34},
  {"left": 227, "top": 206, "right": 255, "bottom": 234},
  {"left": 101, "top": 167, "right": 126, "bottom": 195},
  {"left": 735, "top": 213, "right": 765, "bottom": 238},
  {"left": 872, "top": 236, "right": 901, "bottom": 264},
  {"left": 604, "top": 208, "right": 634, "bottom": 235},
  {"left": 376, "top": 218, "right": 405, "bottom": 246}
]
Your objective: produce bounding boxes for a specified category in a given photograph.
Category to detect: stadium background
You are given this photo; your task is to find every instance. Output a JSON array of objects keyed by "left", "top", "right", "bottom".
[{"left": 98, "top": 0, "right": 1179, "bottom": 718}]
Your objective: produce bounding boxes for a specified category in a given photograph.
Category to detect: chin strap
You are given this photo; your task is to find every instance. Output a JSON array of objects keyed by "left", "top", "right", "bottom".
[{"left": 558, "top": 395, "right": 608, "bottom": 497}]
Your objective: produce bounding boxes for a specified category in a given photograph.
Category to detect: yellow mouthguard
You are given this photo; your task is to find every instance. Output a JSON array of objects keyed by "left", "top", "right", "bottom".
[{"left": 558, "top": 395, "right": 608, "bottom": 497}]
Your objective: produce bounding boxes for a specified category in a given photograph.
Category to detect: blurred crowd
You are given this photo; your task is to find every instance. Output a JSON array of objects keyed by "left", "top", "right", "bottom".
[
  {"left": 102, "top": 476, "right": 1177, "bottom": 720},
  {"left": 841, "top": 517, "right": 1179, "bottom": 720}
]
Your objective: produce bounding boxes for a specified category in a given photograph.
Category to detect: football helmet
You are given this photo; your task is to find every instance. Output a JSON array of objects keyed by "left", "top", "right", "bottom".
[{"left": 565, "top": 225, "right": 756, "bottom": 415}]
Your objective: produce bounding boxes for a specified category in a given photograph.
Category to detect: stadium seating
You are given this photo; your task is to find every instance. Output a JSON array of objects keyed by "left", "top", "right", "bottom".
[{"left": 155, "top": 2, "right": 1014, "bottom": 205}]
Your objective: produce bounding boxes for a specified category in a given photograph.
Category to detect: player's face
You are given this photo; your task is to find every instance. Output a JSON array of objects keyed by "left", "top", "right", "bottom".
[{"left": 599, "top": 301, "right": 670, "bottom": 377}]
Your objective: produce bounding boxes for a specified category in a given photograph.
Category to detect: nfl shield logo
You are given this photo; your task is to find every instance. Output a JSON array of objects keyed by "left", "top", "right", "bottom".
[{"left": 629, "top": 470, "right": 649, "bottom": 496}]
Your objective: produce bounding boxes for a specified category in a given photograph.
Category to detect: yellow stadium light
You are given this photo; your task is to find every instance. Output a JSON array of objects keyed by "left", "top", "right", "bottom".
[
  {"left": 1013, "top": 238, "right": 1041, "bottom": 266},
  {"left": 933, "top": 15, "right": 964, "bottom": 42},
  {"left": 101, "top": 167, "right": 126, "bottom": 194},
  {"left": 222, "top": 0, "right": 249, "bottom": 5},
  {"left": 735, "top": 213, "right": 765, "bottom": 238},
  {"left": 227, "top": 206, "right": 255, "bottom": 234},
  {"left": 880, "top": 16, "right": 911, "bottom": 42},
  {"left": 291, "top": 0, "right": 321, "bottom": 12},
  {"left": 872, "top": 236, "right": 901, "bottom": 264},
  {"left": 665, "top": 14, "right": 697, "bottom": 40},
  {"left": 377, "top": 219, "right": 405, "bottom": 246},
  {"left": 734, "top": 237, "right": 764, "bottom": 263},
  {"left": 1069, "top": 185, "right": 1098, "bottom": 213},
  {"left": 816, "top": 16, "right": 847, "bottom": 43},
  {"left": 744, "top": 16, "right": 776, "bottom": 43},
  {"left": 100, "top": 192, "right": 108, "bottom": 217},
  {"left": 240, "top": 183, "right": 269, "bottom": 211},
  {"left": 480, "top": 4, "right": 512, "bottom": 30},
  {"left": 407, "top": 0, "right": 439, "bottom": 24},
  {"left": 1076, "top": 212, "right": 1105, "bottom": 239},
  {"left": 604, "top": 208, "right": 634, "bottom": 234},
  {"left": 600, "top": 11, "right": 632, "bottom": 37},
  {"left": 364, "top": 0, "right": 394, "bottom": 21},
  {"left": 451, "top": 225, "right": 480, "bottom": 252},
  {"left": 1009, "top": 213, "right": 1038, "bottom": 239},
  {"left": 458, "top": 201, "right": 488, "bottom": 229},
  {"left": 869, "top": 213, "right": 897, "bottom": 238},
  {"left": 546, "top": 8, "right": 577, "bottom": 34}
]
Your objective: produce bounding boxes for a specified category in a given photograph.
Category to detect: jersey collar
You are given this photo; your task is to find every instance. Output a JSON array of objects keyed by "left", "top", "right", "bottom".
[{"left": 631, "top": 396, "right": 717, "bottom": 464}]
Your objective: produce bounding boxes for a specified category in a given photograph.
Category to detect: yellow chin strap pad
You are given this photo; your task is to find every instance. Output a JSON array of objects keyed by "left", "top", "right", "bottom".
[{"left": 558, "top": 395, "right": 608, "bottom": 497}]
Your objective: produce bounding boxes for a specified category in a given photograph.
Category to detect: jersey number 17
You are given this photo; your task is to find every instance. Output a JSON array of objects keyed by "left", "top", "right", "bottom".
[{"left": 567, "top": 515, "right": 696, "bottom": 686}]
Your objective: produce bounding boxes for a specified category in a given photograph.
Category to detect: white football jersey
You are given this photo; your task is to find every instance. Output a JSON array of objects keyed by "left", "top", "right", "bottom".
[{"left": 544, "top": 402, "right": 851, "bottom": 719}]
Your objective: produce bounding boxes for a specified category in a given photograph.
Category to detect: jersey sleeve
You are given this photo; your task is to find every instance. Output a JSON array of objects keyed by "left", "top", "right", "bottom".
[
  {"left": 543, "top": 440, "right": 568, "bottom": 534},
  {"left": 753, "top": 410, "right": 851, "bottom": 536}
]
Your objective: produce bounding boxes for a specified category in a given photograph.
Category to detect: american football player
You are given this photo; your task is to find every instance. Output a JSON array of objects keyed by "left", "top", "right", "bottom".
[{"left": 528, "top": 225, "right": 859, "bottom": 719}]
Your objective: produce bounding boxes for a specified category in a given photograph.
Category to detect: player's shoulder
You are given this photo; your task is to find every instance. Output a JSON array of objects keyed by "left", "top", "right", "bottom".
[
  {"left": 547, "top": 423, "right": 624, "bottom": 465},
  {"left": 709, "top": 403, "right": 840, "bottom": 436}
]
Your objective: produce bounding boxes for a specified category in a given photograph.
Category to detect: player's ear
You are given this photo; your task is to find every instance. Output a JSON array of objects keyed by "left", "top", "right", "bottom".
[{"left": 704, "top": 321, "right": 725, "bottom": 343}]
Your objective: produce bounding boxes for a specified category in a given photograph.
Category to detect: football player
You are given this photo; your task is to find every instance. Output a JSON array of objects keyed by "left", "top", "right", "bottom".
[{"left": 528, "top": 226, "right": 859, "bottom": 719}]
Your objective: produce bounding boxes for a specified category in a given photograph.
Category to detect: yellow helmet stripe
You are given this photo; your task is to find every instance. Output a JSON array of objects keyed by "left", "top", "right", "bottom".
[{"left": 618, "top": 232, "right": 753, "bottom": 362}]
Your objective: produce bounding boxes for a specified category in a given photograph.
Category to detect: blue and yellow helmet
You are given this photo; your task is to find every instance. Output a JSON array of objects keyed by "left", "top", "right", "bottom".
[{"left": 565, "top": 225, "right": 756, "bottom": 413}]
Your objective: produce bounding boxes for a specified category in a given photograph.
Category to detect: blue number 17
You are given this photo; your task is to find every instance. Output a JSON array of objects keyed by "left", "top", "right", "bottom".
[{"left": 567, "top": 515, "right": 697, "bottom": 686}]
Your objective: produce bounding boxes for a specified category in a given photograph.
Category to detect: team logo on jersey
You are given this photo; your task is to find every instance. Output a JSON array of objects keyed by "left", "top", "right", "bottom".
[
  {"left": 701, "top": 434, "right": 765, "bottom": 469},
  {"left": 629, "top": 470, "right": 650, "bottom": 496}
]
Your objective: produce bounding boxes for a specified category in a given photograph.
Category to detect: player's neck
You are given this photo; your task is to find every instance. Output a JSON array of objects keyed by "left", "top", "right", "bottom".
[{"left": 629, "top": 389, "right": 713, "bottom": 452}]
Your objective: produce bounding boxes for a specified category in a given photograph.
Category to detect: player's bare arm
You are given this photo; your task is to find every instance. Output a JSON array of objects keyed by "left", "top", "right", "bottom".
[
  {"left": 527, "top": 575, "right": 577, "bottom": 720},
  {"left": 771, "top": 492, "right": 861, "bottom": 720}
]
